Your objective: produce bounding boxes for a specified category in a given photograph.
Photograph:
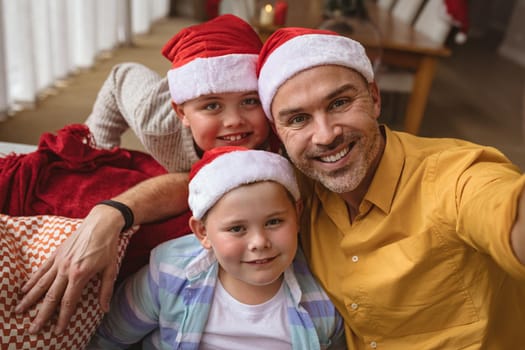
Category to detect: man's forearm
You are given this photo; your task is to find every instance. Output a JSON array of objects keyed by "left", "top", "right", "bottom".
[
  {"left": 111, "top": 172, "right": 189, "bottom": 225},
  {"left": 511, "top": 187, "right": 525, "bottom": 265}
]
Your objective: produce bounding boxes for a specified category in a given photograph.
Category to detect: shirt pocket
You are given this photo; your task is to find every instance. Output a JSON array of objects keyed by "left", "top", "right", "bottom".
[{"left": 344, "top": 231, "right": 480, "bottom": 338}]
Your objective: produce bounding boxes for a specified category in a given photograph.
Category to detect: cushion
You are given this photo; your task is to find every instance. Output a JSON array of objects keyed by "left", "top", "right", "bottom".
[{"left": 0, "top": 214, "right": 135, "bottom": 349}]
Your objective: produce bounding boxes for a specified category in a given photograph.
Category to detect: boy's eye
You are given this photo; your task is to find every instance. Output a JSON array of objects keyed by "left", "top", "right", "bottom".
[
  {"left": 204, "top": 102, "right": 220, "bottom": 111},
  {"left": 242, "top": 97, "right": 261, "bottom": 106},
  {"left": 228, "top": 225, "right": 245, "bottom": 233},
  {"left": 266, "top": 218, "right": 283, "bottom": 227}
]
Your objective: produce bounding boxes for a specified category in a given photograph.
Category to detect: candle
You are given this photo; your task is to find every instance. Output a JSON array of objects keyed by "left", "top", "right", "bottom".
[
  {"left": 259, "top": 4, "right": 274, "bottom": 27},
  {"left": 273, "top": 1, "right": 288, "bottom": 26}
]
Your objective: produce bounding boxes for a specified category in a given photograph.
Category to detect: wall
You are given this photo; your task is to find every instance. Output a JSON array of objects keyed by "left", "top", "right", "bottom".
[{"left": 469, "top": 0, "right": 516, "bottom": 35}]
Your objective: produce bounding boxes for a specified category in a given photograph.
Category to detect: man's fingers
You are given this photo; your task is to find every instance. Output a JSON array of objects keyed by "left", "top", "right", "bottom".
[
  {"left": 27, "top": 274, "right": 68, "bottom": 334},
  {"left": 99, "top": 264, "right": 118, "bottom": 313},
  {"left": 54, "top": 278, "right": 88, "bottom": 335},
  {"left": 16, "top": 267, "right": 57, "bottom": 314},
  {"left": 21, "top": 252, "right": 57, "bottom": 293}
]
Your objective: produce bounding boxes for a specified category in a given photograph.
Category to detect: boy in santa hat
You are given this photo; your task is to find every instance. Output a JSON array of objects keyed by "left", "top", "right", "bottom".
[
  {"left": 18, "top": 15, "right": 279, "bottom": 335},
  {"left": 88, "top": 147, "right": 345, "bottom": 349},
  {"left": 86, "top": 14, "right": 275, "bottom": 173}
]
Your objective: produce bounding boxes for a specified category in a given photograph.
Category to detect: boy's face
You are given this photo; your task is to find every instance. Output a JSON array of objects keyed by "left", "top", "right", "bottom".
[
  {"left": 175, "top": 91, "right": 270, "bottom": 152},
  {"left": 191, "top": 181, "right": 300, "bottom": 303}
]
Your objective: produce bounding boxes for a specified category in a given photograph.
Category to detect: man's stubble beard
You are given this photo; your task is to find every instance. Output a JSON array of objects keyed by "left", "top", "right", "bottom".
[{"left": 289, "top": 127, "right": 383, "bottom": 194}]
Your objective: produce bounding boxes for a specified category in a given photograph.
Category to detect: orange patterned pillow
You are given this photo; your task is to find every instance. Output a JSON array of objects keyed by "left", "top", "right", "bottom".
[{"left": 0, "top": 214, "right": 135, "bottom": 349}]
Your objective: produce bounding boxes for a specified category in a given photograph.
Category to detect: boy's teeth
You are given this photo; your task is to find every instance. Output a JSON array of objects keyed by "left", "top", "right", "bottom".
[{"left": 224, "top": 134, "right": 243, "bottom": 141}]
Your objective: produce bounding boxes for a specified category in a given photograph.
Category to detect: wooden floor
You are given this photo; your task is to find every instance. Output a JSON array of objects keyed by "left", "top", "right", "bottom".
[{"left": 0, "top": 16, "right": 524, "bottom": 170}]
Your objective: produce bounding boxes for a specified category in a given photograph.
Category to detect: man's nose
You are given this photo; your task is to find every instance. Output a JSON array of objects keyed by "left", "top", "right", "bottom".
[{"left": 311, "top": 114, "right": 342, "bottom": 145}]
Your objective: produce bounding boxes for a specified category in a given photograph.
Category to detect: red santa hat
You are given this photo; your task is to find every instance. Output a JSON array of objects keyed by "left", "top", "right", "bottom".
[
  {"left": 188, "top": 146, "right": 300, "bottom": 219},
  {"left": 256, "top": 27, "right": 374, "bottom": 121},
  {"left": 444, "top": 0, "right": 469, "bottom": 44},
  {"left": 161, "top": 14, "right": 262, "bottom": 105}
]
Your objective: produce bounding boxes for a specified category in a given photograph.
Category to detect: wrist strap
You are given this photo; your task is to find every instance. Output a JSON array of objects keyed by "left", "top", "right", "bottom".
[{"left": 97, "top": 199, "right": 135, "bottom": 232}]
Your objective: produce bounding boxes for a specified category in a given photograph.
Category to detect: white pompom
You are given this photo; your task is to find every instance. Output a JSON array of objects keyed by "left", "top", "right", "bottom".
[{"left": 455, "top": 31, "right": 467, "bottom": 44}]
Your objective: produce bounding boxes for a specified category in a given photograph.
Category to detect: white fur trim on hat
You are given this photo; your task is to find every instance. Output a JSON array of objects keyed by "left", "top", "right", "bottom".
[
  {"left": 258, "top": 34, "right": 374, "bottom": 120},
  {"left": 188, "top": 150, "right": 300, "bottom": 219},
  {"left": 167, "top": 53, "right": 258, "bottom": 104}
]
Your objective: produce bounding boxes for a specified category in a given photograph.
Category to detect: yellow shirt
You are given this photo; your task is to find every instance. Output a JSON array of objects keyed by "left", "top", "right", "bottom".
[{"left": 298, "top": 126, "right": 525, "bottom": 349}]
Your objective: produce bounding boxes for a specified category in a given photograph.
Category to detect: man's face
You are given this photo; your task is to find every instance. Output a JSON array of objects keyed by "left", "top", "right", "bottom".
[{"left": 271, "top": 65, "right": 383, "bottom": 194}]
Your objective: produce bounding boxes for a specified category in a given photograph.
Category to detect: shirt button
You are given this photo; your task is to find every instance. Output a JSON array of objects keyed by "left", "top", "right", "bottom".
[
  {"left": 370, "top": 341, "right": 377, "bottom": 348},
  {"left": 352, "top": 255, "right": 359, "bottom": 262},
  {"left": 351, "top": 303, "right": 358, "bottom": 310}
]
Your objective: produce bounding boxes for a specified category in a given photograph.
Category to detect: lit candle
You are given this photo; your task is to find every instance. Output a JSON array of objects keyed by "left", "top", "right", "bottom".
[
  {"left": 273, "top": 0, "right": 288, "bottom": 25},
  {"left": 259, "top": 4, "right": 274, "bottom": 27}
]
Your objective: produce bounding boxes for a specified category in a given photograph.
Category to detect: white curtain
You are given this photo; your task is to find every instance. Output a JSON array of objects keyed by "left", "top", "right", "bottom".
[
  {"left": 0, "top": 1, "right": 8, "bottom": 120},
  {"left": 3, "top": 0, "right": 37, "bottom": 108},
  {"left": 132, "top": 0, "right": 170, "bottom": 34},
  {"left": 0, "top": 0, "right": 170, "bottom": 117},
  {"left": 49, "top": 0, "right": 73, "bottom": 81}
]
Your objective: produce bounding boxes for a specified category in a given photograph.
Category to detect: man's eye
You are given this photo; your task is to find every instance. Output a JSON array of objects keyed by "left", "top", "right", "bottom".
[
  {"left": 289, "top": 115, "right": 307, "bottom": 125},
  {"left": 330, "top": 98, "right": 350, "bottom": 110}
]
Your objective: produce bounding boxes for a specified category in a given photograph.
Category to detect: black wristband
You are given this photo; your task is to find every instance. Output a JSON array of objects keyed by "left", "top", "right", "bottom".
[{"left": 97, "top": 200, "right": 135, "bottom": 232}]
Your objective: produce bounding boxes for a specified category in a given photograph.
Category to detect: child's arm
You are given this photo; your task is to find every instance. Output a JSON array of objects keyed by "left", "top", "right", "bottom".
[
  {"left": 87, "top": 264, "right": 160, "bottom": 349},
  {"left": 85, "top": 62, "right": 189, "bottom": 174},
  {"left": 85, "top": 63, "right": 172, "bottom": 152}
]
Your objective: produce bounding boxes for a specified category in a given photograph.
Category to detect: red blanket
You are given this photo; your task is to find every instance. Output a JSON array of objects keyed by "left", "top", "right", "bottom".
[{"left": 0, "top": 124, "right": 192, "bottom": 280}]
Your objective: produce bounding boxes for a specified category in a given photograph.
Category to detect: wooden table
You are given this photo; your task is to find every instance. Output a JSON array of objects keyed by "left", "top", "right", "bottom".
[{"left": 253, "top": 2, "right": 451, "bottom": 134}]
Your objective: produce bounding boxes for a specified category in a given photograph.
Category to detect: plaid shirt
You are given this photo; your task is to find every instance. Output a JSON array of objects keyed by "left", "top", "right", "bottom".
[{"left": 89, "top": 235, "right": 346, "bottom": 350}]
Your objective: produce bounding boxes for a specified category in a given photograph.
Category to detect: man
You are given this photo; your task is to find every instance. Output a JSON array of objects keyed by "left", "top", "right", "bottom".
[{"left": 255, "top": 27, "right": 525, "bottom": 348}]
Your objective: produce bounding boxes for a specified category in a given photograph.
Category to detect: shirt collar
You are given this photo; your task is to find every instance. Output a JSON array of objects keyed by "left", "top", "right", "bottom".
[
  {"left": 365, "top": 125, "right": 405, "bottom": 215},
  {"left": 185, "top": 247, "right": 217, "bottom": 280}
]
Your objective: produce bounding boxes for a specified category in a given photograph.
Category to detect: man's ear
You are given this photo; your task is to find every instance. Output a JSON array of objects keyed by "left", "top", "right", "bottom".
[
  {"left": 172, "top": 101, "right": 191, "bottom": 127},
  {"left": 368, "top": 82, "right": 381, "bottom": 120},
  {"left": 189, "top": 216, "right": 212, "bottom": 249}
]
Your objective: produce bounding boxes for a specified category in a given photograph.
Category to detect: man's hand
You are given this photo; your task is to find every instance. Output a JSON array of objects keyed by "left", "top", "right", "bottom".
[
  {"left": 15, "top": 204, "right": 126, "bottom": 334},
  {"left": 14, "top": 172, "right": 190, "bottom": 334}
]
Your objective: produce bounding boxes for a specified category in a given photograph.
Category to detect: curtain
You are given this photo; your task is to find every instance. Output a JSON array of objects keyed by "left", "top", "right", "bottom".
[
  {"left": 0, "top": 0, "right": 170, "bottom": 118},
  {"left": 0, "top": 1, "right": 8, "bottom": 120}
]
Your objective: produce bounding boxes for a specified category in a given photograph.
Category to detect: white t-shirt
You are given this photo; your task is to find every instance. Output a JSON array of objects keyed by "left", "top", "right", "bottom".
[{"left": 200, "top": 280, "right": 291, "bottom": 350}]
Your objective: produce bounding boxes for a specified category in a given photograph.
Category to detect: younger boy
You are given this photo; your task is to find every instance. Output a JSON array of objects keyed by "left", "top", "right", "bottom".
[{"left": 88, "top": 147, "right": 346, "bottom": 349}]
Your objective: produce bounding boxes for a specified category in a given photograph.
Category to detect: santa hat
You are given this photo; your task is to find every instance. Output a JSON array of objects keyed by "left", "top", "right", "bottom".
[
  {"left": 256, "top": 27, "right": 374, "bottom": 121},
  {"left": 188, "top": 146, "right": 300, "bottom": 219},
  {"left": 444, "top": 0, "right": 469, "bottom": 44},
  {"left": 161, "top": 14, "right": 262, "bottom": 105}
]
